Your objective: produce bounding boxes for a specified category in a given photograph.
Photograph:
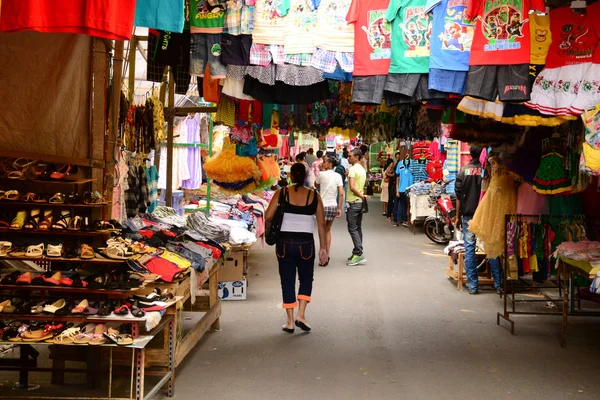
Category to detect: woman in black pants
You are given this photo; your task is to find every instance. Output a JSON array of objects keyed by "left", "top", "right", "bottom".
[
  {"left": 386, "top": 152, "right": 401, "bottom": 220},
  {"left": 265, "top": 164, "right": 328, "bottom": 333}
]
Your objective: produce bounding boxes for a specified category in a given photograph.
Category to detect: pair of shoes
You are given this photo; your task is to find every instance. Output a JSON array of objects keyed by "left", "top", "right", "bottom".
[
  {"left": 347, "top": 254, "right": 367, "bottom": 266},
  {"left": 469, "top": 290, "right": 479, "bottom": 295}
]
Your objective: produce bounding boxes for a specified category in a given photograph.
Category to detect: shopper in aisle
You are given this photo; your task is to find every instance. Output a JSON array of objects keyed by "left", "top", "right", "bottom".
[
  {"left": 305, "top": 148, "right": 317, "bottom": 167},
  {"left": 312, "top": 150, "right": 324, "bottom": 183},
  {"left": 265, "top": 163, "right": 328, "bottom": 333},
  {"left": 381, "top": 158, "right": 394, "bottom": 216},
  {"left": 455, "top": 146, "right": 497, "bottom": 294},
  {"left": 315, "top": 156, "right": 344, "bottom": 266},
  {"left": 295, "top": 152, "right": 314, "bottom": 188},
  {"left": 341, "top": 149, "right": 350, "bottom": 211},
  {"left": 394, "top": 159, "right": 413, "bottom": 227},
  {"left": 346, "top": 149, "right": 369, "bottom": 266},
  {"left": 386, "top": 153, "right": 401, "bottom": 220}
]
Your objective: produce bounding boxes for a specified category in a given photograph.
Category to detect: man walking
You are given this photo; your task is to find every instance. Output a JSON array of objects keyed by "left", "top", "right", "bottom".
[
  {"left": 455, "top": 146, "right": 503, "bottom": 294},
  {"left": 346, "top": 149, "right": 368, "bottom": 266}
]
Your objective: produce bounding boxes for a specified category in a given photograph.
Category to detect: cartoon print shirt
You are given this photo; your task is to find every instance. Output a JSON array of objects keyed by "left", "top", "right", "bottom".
[
  {"left": 529, "top": 12, "right": 551, "bottom": 65},
  {"left": 280, "top": 0, "right": 319, "bottom": 54},
  {"left": 544, "top": 6, "right": 598, "bottom": 68},
  {"left": 465, "top": 0, "right": 545, "bottom": 65},
  {"left": 385, "top": 0, "right": 433, "bottom": 74},
  {"left": 190, "top": 0, "right": 226, "bottom": 33},
  {"left": 425, "top": 0, "right": 474, "bottom": 71},
  {"left": 315, "top": 0, "right": 355, "bottom": 53},
  {"left": 253, "top": 0, "right": 287, "bottom": 45},
  {"left": 346, "top": 0, "right": 392, "bottom": 76}
]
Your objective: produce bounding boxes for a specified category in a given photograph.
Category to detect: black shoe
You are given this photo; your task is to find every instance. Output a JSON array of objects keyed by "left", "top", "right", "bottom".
[
  {"left": 469, "top": 290, "right": 479, "bottom": 295},
  {"left": 282, "top": 327, "right": 294, "bottom": 334},
  {"left": 295, "top": 320, "right": 311, "bottom": 332},
  {"left": 496, "top": 288, "right": 503, "bottom": 295}
]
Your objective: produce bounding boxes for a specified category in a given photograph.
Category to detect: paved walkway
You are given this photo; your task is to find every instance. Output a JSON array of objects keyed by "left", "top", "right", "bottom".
[{"left": 175, "top": 201, "right": 600, "bottom": 400}]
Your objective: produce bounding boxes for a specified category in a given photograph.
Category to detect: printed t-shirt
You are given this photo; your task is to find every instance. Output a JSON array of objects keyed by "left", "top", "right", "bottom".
[
  {"left": 529, "top": 11, "right": 551, "bottom": 65},
  {"left": 316, "top": 170, "right": 343, "bottom": 207},
  {"left": 252, "top": 0, "right": 286, "bottom": 45},
  {"left": 544, "top": 6, "right": 598, "bottom": 68},
  {"left": 465, "top": 0, "right": 546, "bottom": 66},
  {"left": 588, "top": 2, "right": 600, "bottom": 64},
  {"left": 425, "top": 0, "right": 474, "bottom": 71},
  {"left": 346, "top": 0, "right": 392, "bottom": 76},
  {"left": 190, "top": 0, "right": 226, "bottom": 33},
  {"left": 0, "top": 0, "right": 136, "bottom": 40},
  {"left": 315, "top": 0, "right": 355, "bottom": 53},
  {"left": 280, "top": 0, "right": 318, "bottom": 54},
  {"left": 347, "top": 163, "right": 367, "bottom": 202},
  {"left": 385, "top": 0, "right": 433, "bottom": 74},
  {"left": 135, "top": 0, "right": 185, "bottom": 33}
]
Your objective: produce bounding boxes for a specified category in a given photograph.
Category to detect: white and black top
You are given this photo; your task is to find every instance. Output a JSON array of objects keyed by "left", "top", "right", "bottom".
[{"left": 280, "top": 188, "right": 318, "bottom": 240}]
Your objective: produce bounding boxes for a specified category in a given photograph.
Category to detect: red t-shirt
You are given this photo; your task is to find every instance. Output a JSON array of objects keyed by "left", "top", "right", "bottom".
[
  {"left": 544, "top": 6, "right": 599, "bottom": 68},
  {"left": 0, "top": 0, "right": 136, "bottom": 41},
  {"left": 346, "top": 0, "right": 392, "bottom": 76},
  {"left": 466, "top": 0, "right": 545, "bottom": 66}
]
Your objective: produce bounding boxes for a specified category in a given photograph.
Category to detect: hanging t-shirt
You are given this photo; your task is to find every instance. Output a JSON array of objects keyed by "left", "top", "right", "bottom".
[
  {"left": 425, "top": 0, "right": 474, "bottom": 71},
  {"left": 587, "top": 2, "right": 600, "bottom": 65},
  {"left": 0, "top": 0, "right": 136, "bottom": 40},
  {"left": 190, "top": 0, "right": 226, "bottom": 33},
  {"left": 465, "top": 0, "right": 545, "bottom": 66},
  {"left": 253, "top": 0, "right": 286, "bottom": 45},
  {"left": 280, "top": 0, "right": 319, "bottom": 54},
  {"left": 544, "top": 6, "right": 598, "bottom": 68},
  {"left": 346, "top": 0, "right": 392, "bottom": 76},
  {"left": 314, "top": 0, "right": 355, "bottom": 53},
  {"left": 529, "top": 11, "right": 551, "bottom": 65},
  {"left": 385, "top": 0, "right": 433, "bottom": 74},
  {"left": 135, "top": 0, "right": 185, "bottom": 33}
]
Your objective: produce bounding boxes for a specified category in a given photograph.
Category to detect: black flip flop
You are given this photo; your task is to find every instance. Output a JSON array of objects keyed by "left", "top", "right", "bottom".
[
  {"left": 282, "top": 327, "right": 295, "bottom": 334},
  {"left": 295, "top": 320, "right": 311, "bottom": 332}
]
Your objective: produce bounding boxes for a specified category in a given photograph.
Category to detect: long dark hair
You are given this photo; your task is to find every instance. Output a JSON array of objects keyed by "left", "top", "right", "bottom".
[{"left": 290, "top": 163, "right": 307, "bottom": 190}]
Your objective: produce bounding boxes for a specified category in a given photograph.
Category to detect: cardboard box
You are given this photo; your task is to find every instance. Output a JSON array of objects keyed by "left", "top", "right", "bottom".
[
  {"left": 218, "top": 251, "right": 244, "bottom": 282},
  {"left": 218, "top": 279, "right": 247, "bottom": 301}
]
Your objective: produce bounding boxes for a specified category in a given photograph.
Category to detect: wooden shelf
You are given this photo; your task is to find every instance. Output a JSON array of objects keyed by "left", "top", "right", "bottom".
[
  {"left": 0, "top": 255, "right": 123, "bottom": 263},
  {"left": 0, "top": 201, "right": 107, "bottom": 208},
  {"left": 0, "top": 313, "right": 147, "bottom": 323},
  {"left": 0, "top": 228, "right": 108, "bottom": 237},
  {"left": 0, "top": 177, "right": 96, "bottom": 185},
  {"left": 0, "top": 284, "right": 138, "bottom": 295}
]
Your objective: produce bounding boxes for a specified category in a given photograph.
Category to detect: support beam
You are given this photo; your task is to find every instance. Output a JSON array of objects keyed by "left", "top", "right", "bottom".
[{"left": 166, "top": 68, "right": 175, "bottom": 207}]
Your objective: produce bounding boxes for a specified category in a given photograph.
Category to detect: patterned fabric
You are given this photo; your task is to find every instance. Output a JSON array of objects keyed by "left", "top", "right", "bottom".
[
  {"left": 310, "top": 48, "right": 354, "bottom": 73},
  {"left": 533, "top": 137, "right": 573, "bottom": 194},
  {"left": 224, "top": 0, "right": 243, "bottom": 34},
  {"left": 285, "top": 53, "right": 312, "bottom": 66},
  {"left": 408, "top": 162, "right": 428, "bottom": 182},
  {"left": 276, "top": 65, "right": 324, "bottom": 86},
  {"left": 215, "top": 96, "right": 236, "bottom": 127},
  {"left": 250, "top": 43, "right": 285, "bottom": 66},
  {"left": 146, "top": 165, "right": 159, "bottom": 213},
  {"left": 240, "top": 2, "right": 256, "bottom": 34},
  {"left": 582, "top": 105, "right": 600, "bottom": 149},
  {"left": 323, "top": 205, "right": 337, "bottom": 221}
]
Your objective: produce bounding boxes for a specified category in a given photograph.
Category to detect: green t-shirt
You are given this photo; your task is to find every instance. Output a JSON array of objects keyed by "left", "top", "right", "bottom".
[
  {"left": 347, "top": 163, "right": 366, "bottom": 203},
  {"left": 190, "top": 0, "right": 226, "bottom": 33},
  {"left": 385, "top": 0, "right": 432, "bottom": 74}
]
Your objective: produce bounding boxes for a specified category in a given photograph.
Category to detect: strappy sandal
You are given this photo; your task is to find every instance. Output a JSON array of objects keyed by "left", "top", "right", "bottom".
[
  {"left": 80, "top": 244, "right": 95, "bottom": 259},
  {"left": 26, "top": 243, "right": 44, "bottom": 258},
  {"left": 49, "top": 193, "right": 65, "bottom": 204},
  {"left": 53, "top": 327, "right": 81, "bottom": 345},
  {"left": 65, "top": 193, "right": 82, "bottom": 204},
  {"left": 5, "top": 190, "right": 20, "bottom": 201},
  {"left": 47, "top": 244, "right": 63, "bottom": 257},
  {"left": 10, "top": 211, "right": 26, "bottom": 229},
  {"left": 52, "top": 210, "right": 71, "bottom": 230},
  {"left": 24, "top": 162, "right": 48, "bottom": 181},
  {"left": 50, "top": 164, "right": 72, "bottom": 180},
  {"left": 0, "top": 241, "right": 12, "bottom": 256},
  {"left": 68, "top": 216, "right": 82, "bottom": 231},
  {"left": 101, "top": 245, "right": 132, "bottom": 260},
  {"left": 88, "top": 324, "right": 107, "bottom": 345},
  {"left": 104, "top": 327, "right": 133, "bottom": 346},
  {"left": 23, "top": 209, "right": 41, "bottom": 230},
  {"left": 20, "top": 192, "right": 37, "bottom": 202},
  {"left": 73, "top": 323, "right": 96, "bottom": 344},
  {"left": 33, "top": 194, "right": 49, "bottom": 203},
  {"left": 38, "top": 210, "right": 53, "bottom": 230},
  {"left": 8, "top": 246, "right": 26, "bottom": 257}
]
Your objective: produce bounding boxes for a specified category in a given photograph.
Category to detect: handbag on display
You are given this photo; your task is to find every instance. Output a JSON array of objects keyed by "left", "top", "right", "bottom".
[{"left": 266, "top": 188, "right": 287, "bottom": 246}]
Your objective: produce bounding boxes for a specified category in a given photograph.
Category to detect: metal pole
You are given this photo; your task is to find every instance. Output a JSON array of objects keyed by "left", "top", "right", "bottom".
[
  {"left": 166, "top": 67, "right": 175, "bottom": 207},
  {"left": 206, "top": 119, "right": 213, "bottom": 216}
]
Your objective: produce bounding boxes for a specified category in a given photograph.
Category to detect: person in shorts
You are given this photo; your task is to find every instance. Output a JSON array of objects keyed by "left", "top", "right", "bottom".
[{"left": 315, "top": 156, "right": 344, "bottom": 267}]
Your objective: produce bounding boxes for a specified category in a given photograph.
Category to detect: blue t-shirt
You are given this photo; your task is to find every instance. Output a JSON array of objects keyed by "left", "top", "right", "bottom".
[
  {"left": 424, "top": 0, "right": 474, "bottom": 71},
  {"left": 396, "top": 162, "right": 414, "bottom": 193},
  {"left": 135, "top": 0, "right": 185, "bottom": 33}
]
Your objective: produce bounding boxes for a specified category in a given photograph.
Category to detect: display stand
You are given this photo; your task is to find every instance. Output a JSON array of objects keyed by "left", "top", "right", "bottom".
[
  {"left": 446, "top": 252, "right": 495, "bottom": 291},
  {"left": 497, "top": 214, "right": 600, "bottom": 347}
]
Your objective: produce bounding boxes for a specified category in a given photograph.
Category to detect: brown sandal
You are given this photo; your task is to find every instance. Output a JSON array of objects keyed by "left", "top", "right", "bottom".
[{"left": 38, "top": 210, "right": 53, "bottom": 231}]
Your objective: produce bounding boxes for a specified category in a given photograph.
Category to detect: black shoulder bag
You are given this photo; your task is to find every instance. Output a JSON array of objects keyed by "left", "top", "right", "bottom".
[{"left": 266, "top": 188, "right": 287, "bottom": 246}]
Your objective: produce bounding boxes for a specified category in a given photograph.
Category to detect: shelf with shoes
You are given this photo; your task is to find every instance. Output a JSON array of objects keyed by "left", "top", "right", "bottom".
[
  {"left": 0, "top": 228, "right": 108, "bottom": 237},
  {"left": 0, "top": 201, "right": 107, "bottom": 208},
  {"left": 0, "top": 177, "right": 97, "bottom": 185}
]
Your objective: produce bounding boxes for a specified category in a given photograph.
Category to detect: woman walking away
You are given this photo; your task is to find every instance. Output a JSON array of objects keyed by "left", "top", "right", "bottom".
[
  {"left": 265, "top": 163, "right": 328, "bottom": 333},
  {"left": 380, "top": 158, "right": 394, "bottom": 216},
  {"left": 315, "top": 156, "right": 344, "bottom": 266}
]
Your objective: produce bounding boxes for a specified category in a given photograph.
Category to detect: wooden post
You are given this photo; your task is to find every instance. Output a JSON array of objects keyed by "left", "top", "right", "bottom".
[
  {"left": 128, "top": 36, "right": 137, "bottom": 103},
  {"left": 91, "top": 38, "right": 109, "bottom": 194},
  {"left": 166, "top": 68, "right": 175, "bottom": 207}
]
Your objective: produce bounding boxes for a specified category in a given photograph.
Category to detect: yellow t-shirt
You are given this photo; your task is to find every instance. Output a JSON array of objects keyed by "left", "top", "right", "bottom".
[
  {"left": 347, "top": 163, "right": 366, "bottom": 203},
  {"left": 530, "top": 13, "right": 552, "bottom": 65}
]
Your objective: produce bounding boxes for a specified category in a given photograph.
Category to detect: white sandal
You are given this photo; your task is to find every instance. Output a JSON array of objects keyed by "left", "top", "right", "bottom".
[
  {"left": 26, "top": 243, "right": 44, "bottom": 258},
  {"left": 0, "top": 241, "right": 12, "bottom": 257},
  {"left": 52, "top": 327, "right": 81, "bottom": 345},
  {"left": 103, "top": 245, "right": 133, "bottom": 260},
  {"left": 47, "top": 244, "right": 63, "bottom": 257}
]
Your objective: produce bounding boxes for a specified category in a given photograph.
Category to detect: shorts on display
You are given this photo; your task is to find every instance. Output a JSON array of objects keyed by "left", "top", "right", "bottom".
[
  {"left": 243, "top": 77, "right": 329, "bottom": 104},
  {"left": 464, "top": 64, "right": 531, "bottom": 102},
  {"left": 147, "top": 31, "right": 191, "bottom": 95},
  {"left": 249, "top": 44, "right": 285, "bottom": 66},
  {"left": 429, "top": 68, "right": 467, "bottom": 95},
  {"left": 190, "top": 33, "right": 227, "bottom": 78},
  {"left": 384, "top": 73, "right": 421, "bottom": 97},
  {"left": 310, "top": 48, "right": 354, "bottom": 74},
  {"left": 415, "top": 74, "right": 448, "bottom": 101},
  {"left": 351, "top": 75, "right": 386, "bottom": 105},
  {"left": 221, "top": 34, "right": 252, "bottom": 66}
]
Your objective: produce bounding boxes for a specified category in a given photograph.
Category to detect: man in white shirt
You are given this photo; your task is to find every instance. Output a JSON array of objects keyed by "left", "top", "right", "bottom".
[{"left": 315, "top": 156, "right": 344, "bottom": 267}]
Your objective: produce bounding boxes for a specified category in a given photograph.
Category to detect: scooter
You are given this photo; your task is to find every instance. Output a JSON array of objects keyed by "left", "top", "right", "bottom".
[{"left": 424, "top": 181, "right": 456, "bottom": 245}]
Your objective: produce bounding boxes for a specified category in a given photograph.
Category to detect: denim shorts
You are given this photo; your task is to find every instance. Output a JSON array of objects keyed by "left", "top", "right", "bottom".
[
  {"left": 464, "top": 64, "right": 530, "bottom": 102},
  {"left": 352, "top": 75, "right": 386, "bottom": 105},
  {"left": 190, "top": 33, "right": 227, "bottom": 78},
  {"left": 429, "top": 68, "right": 467, "bottom": 95},
  {"left": 384, "top": 73, "right": 421, "bottom": 97},
  {"left": 221, "top": 34, "right": 251, "bottom": 66}
]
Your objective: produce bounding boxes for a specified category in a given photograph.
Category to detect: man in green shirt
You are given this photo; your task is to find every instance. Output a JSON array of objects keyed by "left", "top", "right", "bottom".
[{"left": 346, "top": 149, "right": 369, "bottom": 266}]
